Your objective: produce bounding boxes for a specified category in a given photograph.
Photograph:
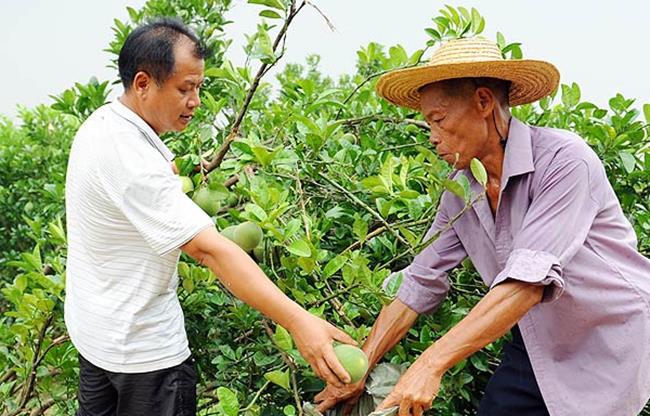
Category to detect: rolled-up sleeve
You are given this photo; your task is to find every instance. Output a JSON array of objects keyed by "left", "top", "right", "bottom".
[
  {"left": 386, "top": 193, "right": 467, "bottom": 314},
  {"left": 491, "top": 157, "right": 600, "bottom": 302}
]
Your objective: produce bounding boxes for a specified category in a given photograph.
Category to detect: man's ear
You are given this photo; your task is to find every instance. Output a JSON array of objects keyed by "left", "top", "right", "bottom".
[
  {"left": 474, "top": 87, "right": 496, "bottom": 118},
  {"left": 132, "top": 71, "right": 152, "bottom": 98}
]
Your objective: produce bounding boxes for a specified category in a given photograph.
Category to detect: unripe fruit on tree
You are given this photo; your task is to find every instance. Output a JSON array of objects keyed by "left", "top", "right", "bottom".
[
  {"left": 233, "top": 221, "right": 263, "bottom": 252},
  {"left": 179, "top": 176, "right": 194, "bottom": 194},
  {"left": 192, "top": 187, "right": 220, "bottom": 216},
  {"left": 252, "top": 244, "right": 265, "bottom": 262},
  {"left": 220, "top": 225, "right": 237, "bottom": 242},
  {"left": 333, "top": 344, "right": 368, "bottom": 384}
]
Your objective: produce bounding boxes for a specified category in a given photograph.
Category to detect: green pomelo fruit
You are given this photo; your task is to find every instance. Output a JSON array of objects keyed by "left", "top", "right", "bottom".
[
  {"left": 233, "top": 221, "right": 263, "bottom": 252},
  {"left": 179, "top": 176, "right": 194, "bottom": 194},
  {"left": 221, "top": 225, "right": 237, "bottom": 242},
  {"left": 333, "top": 344, "right": 368, "bottom": 384},
  {"left": 252, "top": 244, "right": 265, "bottom": 262},
  {"left": 192, "top": 187, "right": 220, "bottom": 216}
]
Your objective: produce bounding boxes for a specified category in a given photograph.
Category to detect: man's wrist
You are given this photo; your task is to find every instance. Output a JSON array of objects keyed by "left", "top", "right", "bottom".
[
  {"left": 421, "top": 343, "right": 448, "bottom": 377},
  {"left": 283, "top": 305, "right": 309, "bottom": 334}
]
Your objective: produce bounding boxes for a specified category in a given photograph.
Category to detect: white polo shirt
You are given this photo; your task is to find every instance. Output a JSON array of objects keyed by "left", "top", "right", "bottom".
[{"left": 64, "top": 100, "right": 213, "bottom": 373}]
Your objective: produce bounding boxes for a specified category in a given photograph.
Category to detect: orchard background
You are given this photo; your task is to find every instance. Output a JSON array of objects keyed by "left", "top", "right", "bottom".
[{"left": 1, "top": 1, "right": 649, "bottom": 415}]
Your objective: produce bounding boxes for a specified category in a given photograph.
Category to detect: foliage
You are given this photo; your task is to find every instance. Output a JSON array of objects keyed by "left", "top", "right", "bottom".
[{"left": 0, "top": 2, "right": 649, "bottom": 415}]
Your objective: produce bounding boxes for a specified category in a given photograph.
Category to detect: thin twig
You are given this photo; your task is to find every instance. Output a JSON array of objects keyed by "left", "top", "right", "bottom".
[
  {"left": 308, "top": 283, "right": 361, "bottom": 308},
  {"left": 295, "top": 169, "right": 311, "bottom": 241},
  {"left": 29, "top": 398, "right": 55, "bottom": 416},
  {"left": 340, "top": 115, "right": 429, "bottom": 131},
  {"left": 305, "top": 0, "right": 336, "bottom": 31},
  {"left": 240, "top": 379, "right": 272, "bottom": 412},
  {"left": 205, "top": 0, "right": 307, "bottom": 173},
  {"left": 261, "top": 320, "right": 303, "bottom": 415},
  {"left": 9, "top": 314, "right": 54, "bottom": 416},
  {"left": 322, "top": 280, "right": 355, "bottom": 328},
  {"left": 341, "top": 217, "right": 432, "bottom": 254}
]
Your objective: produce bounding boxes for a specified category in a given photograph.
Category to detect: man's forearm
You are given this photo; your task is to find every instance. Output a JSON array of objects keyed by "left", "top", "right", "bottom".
[
  {"left": 422, "top": 280, "right": 544, "bottom": 375},
  {"left": 362, "top": 298, "right": 419, "bottom": 369},
  {"left": 184, "top": 229, "right": 306, "bottom": 332}
]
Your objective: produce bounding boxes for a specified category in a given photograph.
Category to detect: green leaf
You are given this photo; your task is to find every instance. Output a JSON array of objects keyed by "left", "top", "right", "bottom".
[
  {"left": 445, "top": 5, "right": 460, "bottom": 25},
  {"left": 216, "top": 387, "right": 239, "bottom": 416},
  {"left": 619, "top": 151, "right": 636, "bottom": 173},
  {"left": 383, "top": 272, "right": 403, "bottom": 297},
  {"left": 248, "top": 0, "right": 285, "bottom": 10},
  {"left": 250, "top": 27, "right": 275, "bottom": 63},
  {"left": 245, "top": 204, "right": 268, "bottom": 222},
  {"left": 274, "top": 325, "right": 293, "bottom": 351},
  {"left": 457, "top": 174, "right": 471, "bottom": 203},
  {"left": 470, "top": 158, "right": 488, "bottom": 187},
  {"left": 251, "top": 145, "right": 280, "bottom": 167},
  {"left": 643, "top": 104, "right": 650, "bottom": 124},
  {"left": 287, "top": 239, "right": 312, "bottom": 257},
  {"left": 178, "top": 262, "right": 190, "bottom": 278},
  {"left": 264, "top": 369, "right": 291, "bottom": 391},
  {"left": 48, "top": 219, "right": 67, "bottom": 244},
  {"left": 443, "top": 178, "right": 466, "bottom": 200},
  {"left": 259, "top": 9, "right": 282, "bottom": 19},
  {"left": 425, "top": 28, "right": 441, "bottom": 41},
  {"left": 496, "top": 31, "right": 506, "bottom": 49},
  {"left": 353, "top": 215, "right": 369, "bottom": 241},
  {"left": 284, "top": 404, "right": 297, "bottom": 416},
  {"left": 470, "top": 8, "right": 481, "bottom": 32},
  {"left": 15, "top": 275, "right": 27, "bottom": 293},
  {"left": 458, "top": 6, "right": 471, "bottom": 22},
  {"left": 182, "top": 275, "right": 194, "bottom": 293},
  {"left": 476, "top": 17, "right": 485, "bottom": 34},
  {"left": 323, "top": 255, "right": 347, "bottom": 278}
]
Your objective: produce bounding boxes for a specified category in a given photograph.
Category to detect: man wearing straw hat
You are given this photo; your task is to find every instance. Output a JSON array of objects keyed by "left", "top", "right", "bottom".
[{"left": 315, "top": 36, "right": 650, "bottom": 416}]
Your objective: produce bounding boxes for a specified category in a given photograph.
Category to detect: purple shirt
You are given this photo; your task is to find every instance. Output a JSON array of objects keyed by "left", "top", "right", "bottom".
[{"left": 394, "top": 117, "right": 650, "bottom": 415}]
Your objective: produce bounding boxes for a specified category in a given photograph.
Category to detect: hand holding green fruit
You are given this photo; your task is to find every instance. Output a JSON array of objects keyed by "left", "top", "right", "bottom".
[{"left": 333, "top": 344, "right": 369, "bottom": 384}]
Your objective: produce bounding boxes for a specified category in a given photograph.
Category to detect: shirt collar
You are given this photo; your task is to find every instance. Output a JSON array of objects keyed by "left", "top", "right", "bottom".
[
  {"left": 109, "top": 99, "right": 175, "bottom": 162},
  {"left": 502, "top": 117, "right": 535, "bottom": 182}
]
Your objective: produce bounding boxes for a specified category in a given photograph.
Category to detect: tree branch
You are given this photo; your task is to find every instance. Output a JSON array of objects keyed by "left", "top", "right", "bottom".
[
  {"left": 205, "top": 0, "right": 307, "bottom": 173},
  {"left": 340, "top": 114, "right": 429, "bottom": 131},
  {"left": 261, "top": 320, "right": 303, "bottom": 415}
]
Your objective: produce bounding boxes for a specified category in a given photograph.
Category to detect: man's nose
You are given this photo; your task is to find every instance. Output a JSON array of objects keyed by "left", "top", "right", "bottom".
[
  {"left": 429, "top": 132, "right": 440, "bottom": 146},
  {"left": 188, "top": 90, "right": 201, "bottom": 109}
]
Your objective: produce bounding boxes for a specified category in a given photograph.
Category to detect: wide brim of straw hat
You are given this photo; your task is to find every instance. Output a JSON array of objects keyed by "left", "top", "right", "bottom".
[{"left": 376, "top": 38, "right": 560, "bottom": 110}]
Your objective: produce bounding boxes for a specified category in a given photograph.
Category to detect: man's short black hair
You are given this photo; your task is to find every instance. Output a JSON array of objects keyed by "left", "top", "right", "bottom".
[{"left": 118, "top": 17, "right": 210, "bottom": 90}]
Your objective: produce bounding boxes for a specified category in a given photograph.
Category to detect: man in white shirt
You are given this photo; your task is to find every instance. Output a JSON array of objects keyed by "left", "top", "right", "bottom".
[{"left": 65, "top": 17, "right": 354, "bottom": 415}]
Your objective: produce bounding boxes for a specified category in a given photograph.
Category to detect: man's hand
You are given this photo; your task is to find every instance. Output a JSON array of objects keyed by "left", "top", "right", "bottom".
[
  {"left": 375, "top": 353, "right": 442, "bottom": 416},
  {"left": 288, "top": 312, "right": 357, "bottom": 387},
  {"left": 314, "top": 379, "right": 366, "bottom": 414}
]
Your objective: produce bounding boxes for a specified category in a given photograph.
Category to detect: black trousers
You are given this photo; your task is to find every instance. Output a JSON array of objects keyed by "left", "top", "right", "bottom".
[
  {"left": 76, "top": 354, "right": 197, "bottom": 416},
  {"left": 478, "top": 326, "right": 549, "bottom": 415}
]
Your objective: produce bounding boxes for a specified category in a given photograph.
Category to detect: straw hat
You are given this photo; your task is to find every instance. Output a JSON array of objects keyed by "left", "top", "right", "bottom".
[{"left": 376, "top": 36, "right": 560, "bottom": 109}]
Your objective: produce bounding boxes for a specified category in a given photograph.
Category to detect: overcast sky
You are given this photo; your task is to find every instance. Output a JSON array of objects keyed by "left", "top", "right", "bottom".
[{"left": 2, "top": 0, "right": 649, "bottom": 120}]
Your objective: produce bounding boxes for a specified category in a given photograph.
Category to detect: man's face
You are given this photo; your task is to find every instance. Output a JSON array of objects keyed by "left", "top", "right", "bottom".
[
  {"left": 419, "top": 82, "right": 490, "bottom": 169},
  {"left": 140, "top": 40, "right": 204, "bottom": 135}
]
